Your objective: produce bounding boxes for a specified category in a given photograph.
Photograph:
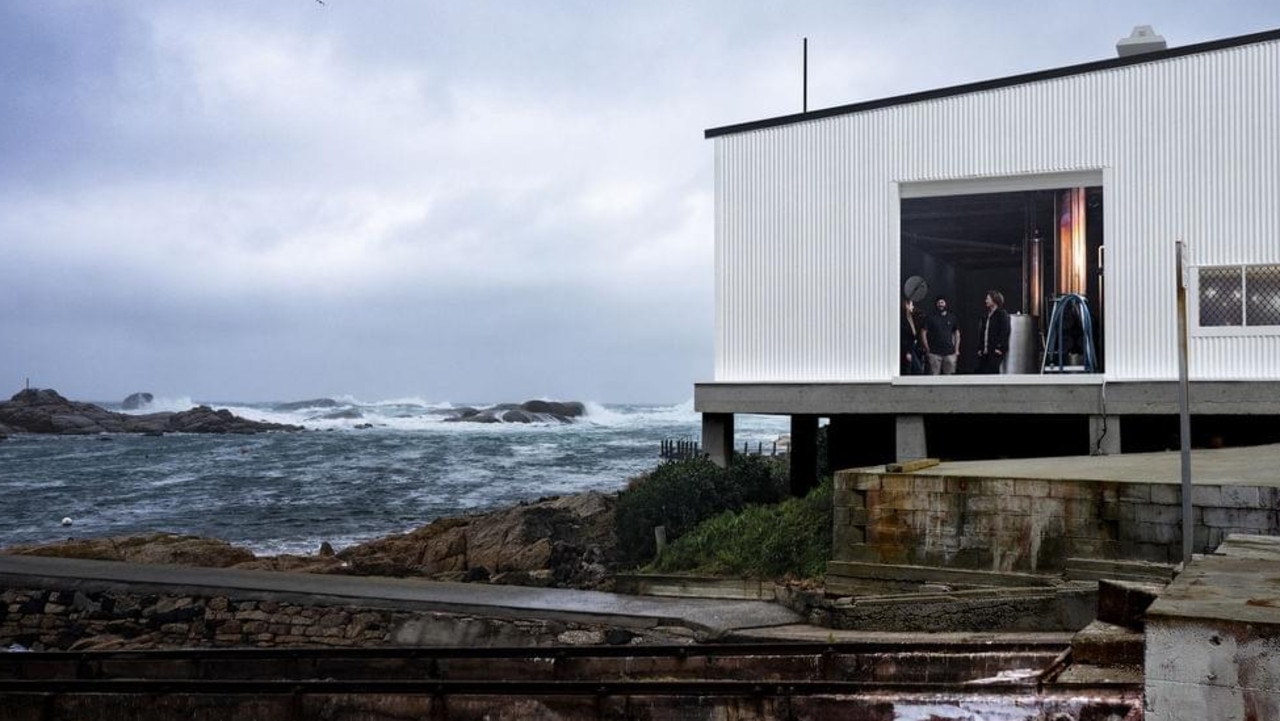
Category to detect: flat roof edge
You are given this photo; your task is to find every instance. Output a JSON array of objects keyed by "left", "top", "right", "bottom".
[{"left": 704, "top": 27, "right": 1280, "bottom": 139}]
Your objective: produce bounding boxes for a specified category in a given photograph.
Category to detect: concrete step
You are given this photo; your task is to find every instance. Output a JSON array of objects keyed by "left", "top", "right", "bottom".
[
  {"left": 1053, "top": 663, "right": 1144, "bottom": 686},
  {"left": 1070, "top": 620, "right": 1144, "bottom": 667},
  {"left": 612, "top": 575, "right": 776, "bottom": 600},
  {"left": 822, "top": 585, "right": 1097, "bottom": 634},
  {"left": 1096, "top": 578, "right": 1164, "bottom": 630},
  {"left": 1065, "top": 557, "right": 1176, "bottom": 584},
  {"left": 826, "top": 560, "right": 1059, "bottom": 597}
]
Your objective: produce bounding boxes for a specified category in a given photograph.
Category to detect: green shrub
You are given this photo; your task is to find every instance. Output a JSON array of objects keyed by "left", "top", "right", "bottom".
[
  {"left": 615, "top": 455, "right": 788, "bottom": 565},
  {"left": 725, "top": 453, "right": 787, "bottom": 506},
  {"left": 615, "top": 458, "right": 725, "bottom": 564},
  {"left": 649, "top": 476, "right": 833, "bottom": 580}
]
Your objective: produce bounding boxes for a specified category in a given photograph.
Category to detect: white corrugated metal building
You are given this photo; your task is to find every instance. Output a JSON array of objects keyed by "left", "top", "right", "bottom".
[{"left": 695, "top": 27, "right": 1280, "bottom": 486}]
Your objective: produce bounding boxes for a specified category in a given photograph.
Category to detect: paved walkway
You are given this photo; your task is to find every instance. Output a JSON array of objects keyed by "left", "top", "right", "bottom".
[{"left": 0, "top": 555, "right": 801, "bottom": 636}]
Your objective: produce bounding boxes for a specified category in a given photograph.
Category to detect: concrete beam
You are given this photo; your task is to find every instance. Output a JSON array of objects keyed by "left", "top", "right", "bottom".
[
  {"left": 701, "top": 413, "right": 734, "bottom": 468},
  {"left": 694, "top": 380, "right": 1280, "bottom": 416}
]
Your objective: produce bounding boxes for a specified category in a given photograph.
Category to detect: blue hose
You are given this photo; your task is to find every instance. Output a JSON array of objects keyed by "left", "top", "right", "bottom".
[{"left": 1042, "top": 293, "right": 1097, "bottom": 373}]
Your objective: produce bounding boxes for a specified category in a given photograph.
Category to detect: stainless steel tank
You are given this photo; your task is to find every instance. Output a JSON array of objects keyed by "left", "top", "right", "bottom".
[{"left": 1005, "top": 313, "right": 1038, "bottom": 374}]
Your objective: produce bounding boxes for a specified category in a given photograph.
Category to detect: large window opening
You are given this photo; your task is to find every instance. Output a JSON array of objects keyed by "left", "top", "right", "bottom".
[{"left": 899, "top": 186, "right": 1105, "bottom": 376}]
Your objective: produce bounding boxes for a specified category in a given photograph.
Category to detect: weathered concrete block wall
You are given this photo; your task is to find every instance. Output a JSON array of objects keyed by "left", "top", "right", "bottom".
[
  {"left": 833, "top": 470, "right": 1280, "bottom": 573},
  {"left": 0, "top": 587, "right": 650, "bottom": 651}
]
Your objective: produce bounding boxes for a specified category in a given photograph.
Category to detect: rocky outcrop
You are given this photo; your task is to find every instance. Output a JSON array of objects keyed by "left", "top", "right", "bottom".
[
  {"left": 0, "top": 389, "right": 302, "bottom": 435},
  {"left": 121, "top": 392, "right": 154, "bottom": 410},
  {"left": 1, "top": 492, "right": 621, "bottom": 590},
  {"left": 444, "top": 400, "right": 587, "bottom": 424},
  {"left": 165, "top": 405, "right": 300, "bottom": 434},
  {"left": 2, "top": 533, "right": 256, "bottom": 568},
  {"left": 338, "top": 492, "right": 616, "bottom": 588}
]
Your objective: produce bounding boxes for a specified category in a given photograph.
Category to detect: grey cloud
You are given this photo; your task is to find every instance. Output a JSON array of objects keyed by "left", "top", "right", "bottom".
[{"left": 2, "top": 1, "right": 1277, "bottom": 402}]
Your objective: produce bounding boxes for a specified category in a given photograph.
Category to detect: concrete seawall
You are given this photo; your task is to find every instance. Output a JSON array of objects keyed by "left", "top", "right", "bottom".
[{"left": 832, "top": 444, "right": 1280, "bottom": 574}]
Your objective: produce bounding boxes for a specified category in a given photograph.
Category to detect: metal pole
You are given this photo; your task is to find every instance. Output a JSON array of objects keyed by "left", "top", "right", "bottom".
[
  {"left": 802, "top": 38, "right": 808, "bottom": 113},
  {"left": 1175, "top": 240, "right": 1193, "bottom": 564}
]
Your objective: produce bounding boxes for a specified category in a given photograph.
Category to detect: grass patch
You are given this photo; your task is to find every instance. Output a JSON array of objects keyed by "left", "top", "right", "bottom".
[{"left": 647, "top": 476, "right": 832, "bottom": 580}]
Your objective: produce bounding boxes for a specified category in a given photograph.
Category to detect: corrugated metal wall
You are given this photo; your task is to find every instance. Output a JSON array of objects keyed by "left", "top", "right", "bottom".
[{"left": 714, "top": 39, "right": 1280, "bottom": 382}]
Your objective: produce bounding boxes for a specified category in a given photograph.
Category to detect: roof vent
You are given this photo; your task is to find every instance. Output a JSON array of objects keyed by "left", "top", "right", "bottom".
[{"left": 1116, "top": 25, "right": 1168, "bottom": 57}]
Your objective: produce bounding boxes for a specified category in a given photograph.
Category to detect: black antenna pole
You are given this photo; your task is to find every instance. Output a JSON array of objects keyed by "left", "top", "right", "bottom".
[{"left": 802, "top": 37, "right": 808, "bottom": 112}]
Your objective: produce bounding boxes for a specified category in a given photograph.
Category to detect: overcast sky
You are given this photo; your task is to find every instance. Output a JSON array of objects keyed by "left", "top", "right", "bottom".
[{"left": 2, "top": 2, "right": 1276, "bottom": 404}]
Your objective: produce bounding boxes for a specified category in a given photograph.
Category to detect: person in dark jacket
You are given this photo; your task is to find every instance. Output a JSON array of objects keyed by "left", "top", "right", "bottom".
[
  {"left": 900, "top": 297, "right": 923, "bottom": 375},
  {"left": 976, "top": 290, "right": 1011, "bottom": 374}
]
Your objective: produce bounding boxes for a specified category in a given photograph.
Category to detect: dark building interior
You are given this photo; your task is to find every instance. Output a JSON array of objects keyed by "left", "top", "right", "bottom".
[{"left": 900, "top": 187, "right": 1105, "bottom": 374}]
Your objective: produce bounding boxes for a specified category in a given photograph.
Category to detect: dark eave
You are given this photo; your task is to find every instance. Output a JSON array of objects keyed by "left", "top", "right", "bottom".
[{"left": 705, "top": 27, "right": 1280, "bottom": 139}]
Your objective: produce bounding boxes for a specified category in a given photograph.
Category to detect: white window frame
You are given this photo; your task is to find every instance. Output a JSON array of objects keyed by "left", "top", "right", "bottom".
[
  {"left": 895, "top": 169, "right": 1108, "bottom": 378},
  {"left": 1189, "top": 264, "right": 1280, "bottom": 337}
]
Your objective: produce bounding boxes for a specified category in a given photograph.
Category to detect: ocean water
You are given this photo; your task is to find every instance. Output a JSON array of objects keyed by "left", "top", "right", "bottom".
[{"left": 0, "top": 398, "right": 788, "bottom": 556}]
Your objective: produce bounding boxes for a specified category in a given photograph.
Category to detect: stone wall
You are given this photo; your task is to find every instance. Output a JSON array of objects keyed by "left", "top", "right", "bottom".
[
  {"left": 832, "top": 469, "right": 1280, "bottom": 573},
  {"left": 0, "top": 587, "right": 667, "bottom": 651}
]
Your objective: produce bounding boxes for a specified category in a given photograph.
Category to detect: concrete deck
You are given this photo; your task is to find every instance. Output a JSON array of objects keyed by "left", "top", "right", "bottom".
[
  {"left": 0, "top": 555, "right": 801, "bottom": 637},
  {"left": 1147, "top": 534, "right": 1280, "bottom": 627},
  {"left": 903, "top": 442, "right": 1280, "bottom": 486}
]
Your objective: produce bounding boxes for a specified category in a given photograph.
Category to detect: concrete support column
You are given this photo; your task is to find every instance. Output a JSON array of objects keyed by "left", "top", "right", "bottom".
[
  {"left": 895, "top": 414, "right": 928, "bottom": 461},
  {"left": 701, "top": 413, "right": 735, "bottom": 468},
  {"left": 790, "top": 414, "right": 819, "bottom": 497},
  {"left": 1089, "top": 415, "right": 1121, "bottom": 455},
  {"left": 825, "top": 415, "right": 854, "bottom": 477}
]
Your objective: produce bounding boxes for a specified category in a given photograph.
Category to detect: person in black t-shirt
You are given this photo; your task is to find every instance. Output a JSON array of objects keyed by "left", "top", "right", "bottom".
[{"left": 922, "top": 296, "right": 960, "bottom": 375}]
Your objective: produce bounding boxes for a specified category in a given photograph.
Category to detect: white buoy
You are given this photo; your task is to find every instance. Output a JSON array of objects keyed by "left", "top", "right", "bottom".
[{"left": 60, "top": 517, "right": 73, "bottom": 527}]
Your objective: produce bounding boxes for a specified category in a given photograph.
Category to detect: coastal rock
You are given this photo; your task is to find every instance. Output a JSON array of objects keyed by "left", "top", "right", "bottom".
[
  {"left": 165, "top": 405, "right": 296, "bottom": 434},
  {"left": 0, "top": 389, "right": 302, "bottom": 435},
  {"left": 121, "top": 392, "right": 154, "bottom": 410},
  {"left": 523, "top": 400, "right": 586, "bottom": 419},
  {"left": 444, "top": 400, "right": 587, "bottom": 424},
  {"left": 0, "top": 491, "right": 620, "bottom": 591},
  {"left": 339, "top": 492, "right": 618, "bottom": 587},
  {"left": 2, "top": 533, "right": 256, "bottom": 568}
]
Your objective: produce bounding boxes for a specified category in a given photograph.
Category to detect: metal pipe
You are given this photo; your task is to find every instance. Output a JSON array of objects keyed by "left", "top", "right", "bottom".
[{"left": 1030, "top": 230, "right": 1042, "bottom": 319}]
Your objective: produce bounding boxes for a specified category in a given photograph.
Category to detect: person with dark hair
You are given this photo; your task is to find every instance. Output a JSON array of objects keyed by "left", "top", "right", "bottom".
[
  {"left": 976, "top": 290, "right": 1011, "bottom": 374},
  {"left": 900, "top": 297, "right": 924, "bottom": 375},
  {"left": 922, "top": 296, "right": 960, "bottom": 375}
]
